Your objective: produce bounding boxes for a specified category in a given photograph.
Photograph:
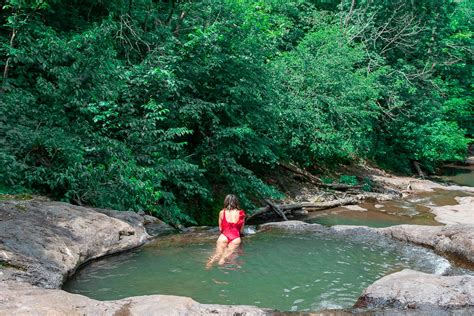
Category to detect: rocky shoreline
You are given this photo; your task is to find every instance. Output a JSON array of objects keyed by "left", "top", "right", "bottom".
[
  {"left": 1, "top": 168, "right": 474, "bottom": 315},
  {"left": 0, "top": 199, "right": 270, "bottom": 315}
]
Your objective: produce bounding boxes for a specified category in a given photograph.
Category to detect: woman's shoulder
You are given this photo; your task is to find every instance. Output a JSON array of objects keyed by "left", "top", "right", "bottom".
[{"left": 239, "top": 209, "right": 245, "bottom": 216}]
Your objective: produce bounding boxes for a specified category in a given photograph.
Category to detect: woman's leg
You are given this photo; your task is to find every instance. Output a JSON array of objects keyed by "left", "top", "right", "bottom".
[
  {"left": 206, "top": 234, "right": 228, "bottom": 267},
  {"left": 218, "top": 237, "right": 241, "bottom": 265}
]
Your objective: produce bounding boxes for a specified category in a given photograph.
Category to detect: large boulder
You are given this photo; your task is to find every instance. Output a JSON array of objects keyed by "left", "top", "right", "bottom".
[
  {"left": 0, "top": 199, "right": 174, "bottom": 288},
  {"left": 378, "top": 224, "right": 474, "bottom": 265},
  {"left": 356, "top": 269, "right": 474, "bottom": 311}
]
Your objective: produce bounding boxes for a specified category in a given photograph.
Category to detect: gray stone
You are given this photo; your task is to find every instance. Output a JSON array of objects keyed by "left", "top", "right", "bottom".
[
  {"left": 0, "top": 199, "right": 155, "bottom": 288},
  {"left": 356, "top": 269, "right": 474, "bottom": 311},
  {"left": 259, "top": 220, "right": 325, "bottom": 232},
  {"left": 0, "top": 281, "right": 271, "bottom": 316},
  {"left": 378, "top": 224, "right": 474, "bottom": 264}
]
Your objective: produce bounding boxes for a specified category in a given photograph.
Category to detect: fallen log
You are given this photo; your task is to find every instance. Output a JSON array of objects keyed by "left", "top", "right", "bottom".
[
  {"left": 413, "top": 161, "right": 426, "bottom": 179},
  {"left": 265, "top": 199, "right": 288, "bottom": 221},
  {"left": 300, "top": 196, "right": 361, "bottom": 210},
  {"left": 246, "top": 192, "right": 401, "bottom": 223}
]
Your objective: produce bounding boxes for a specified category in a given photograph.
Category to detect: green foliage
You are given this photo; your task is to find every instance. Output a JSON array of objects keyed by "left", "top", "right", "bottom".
[
  {"left": 272, "top": 26, "right": 381, "bottom": 166},
  {"left": 362, "top": 177, "right": 373, "bottom": 192},
  {"left": 414, "top": 121, "right": 469, "bottom": 164},
  {"left": 338, "top": 175, "right": 358, "bottom": 186},
  {"left": 0, "top": 0, "right": 471, "bottom": 225}
]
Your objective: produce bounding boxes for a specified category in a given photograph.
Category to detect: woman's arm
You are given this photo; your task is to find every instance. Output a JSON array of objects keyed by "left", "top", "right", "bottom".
[
  {"left": 240, "top": 211, "right": 245, "bottom": 234},
  {"left": 218, "top": 210, "right": 223, "bottom": 232}
]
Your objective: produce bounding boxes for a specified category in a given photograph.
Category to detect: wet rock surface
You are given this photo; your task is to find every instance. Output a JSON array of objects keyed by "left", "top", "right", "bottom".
[
  {"left": 356, "top": 269, "right": 474, "bottom": 311},
  {"left": 378, "top": 224, "right": 474, "bottom": 265},
  {"left": 0, "top": 199, "right": 174, "bottom": 288},
  {"left": 259, "top": 220, "right": 378, "bottom": 236},
  {"left": 259, "top": 220, "right": 325, "bottom": 232},
  {"left": 0, "top": 281, "right": 270, "bottom": 316}
]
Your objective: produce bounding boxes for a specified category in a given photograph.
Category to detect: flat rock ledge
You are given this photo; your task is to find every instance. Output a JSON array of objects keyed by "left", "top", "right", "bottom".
[
  {"left": 372, "top": 174, "right": 474, "bottom": 194},
  {"left": 355, "top": 269, "right": 474, "bottom": 311},
  {"left": 0, "top": 281, "right": 269, "bottom": 316},
  {"left": 259, "top": 220, "right": 375, "bottom": 235},
  {"left": 429, "top": 196, "right": 474, "bottom": 225},
  {"left": 378, "top": 224, "right": 474, "bottom": 265}
]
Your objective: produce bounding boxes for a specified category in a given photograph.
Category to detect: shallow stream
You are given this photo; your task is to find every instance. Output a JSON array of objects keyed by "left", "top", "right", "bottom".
[
  {"left": 305, "top": 188, "right": 472, "bottom": 228},
  {"left": 307, "top": 164, "right": 474, "bottom": 228}
]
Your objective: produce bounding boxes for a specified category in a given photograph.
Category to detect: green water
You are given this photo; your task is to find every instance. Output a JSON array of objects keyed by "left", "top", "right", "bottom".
[
  {"left": 305, "top": 197, "right": 440, "bottom": 228},
  {"left": 64, "top": 230, "right": 470, "bottom": 311},
  {"left": 306, "top": 167, "right": 474, "bottom": 228},
  {"left": 439, "top": 166, "right": 474, "bottom": 187},
  {"left": 307, "top": 211, "right": 433, "bottom": 228}
]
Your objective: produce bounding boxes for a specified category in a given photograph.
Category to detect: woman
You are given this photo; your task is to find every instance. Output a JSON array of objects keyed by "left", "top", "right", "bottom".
[{"left": 207, "top": 194, "right": 245, "bottom": 267}]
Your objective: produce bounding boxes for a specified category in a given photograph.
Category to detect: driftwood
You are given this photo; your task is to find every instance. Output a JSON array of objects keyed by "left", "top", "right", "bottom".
[
  {"left": 300, "top": 196, "right": 361, "bottom": 211},
  {"left": 265, "top": 199, "right": 288, "bottom": 221},
  {"left": 246, "top": 192, "right": 400, "bottom": 223},
  {"left": 413, "top": 161, "right": 425, "bottom": 179},
  {"left": 246, "top": 197, "right": 360, "bottom": 222}
]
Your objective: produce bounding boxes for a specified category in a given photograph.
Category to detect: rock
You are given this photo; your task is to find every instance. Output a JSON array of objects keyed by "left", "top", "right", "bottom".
[
  {"left": 356, "top": 269, "right": 474, "bottom": 311},
  {"left": 182, "top": 225, "right": 218, "bottom": 233},
  {"left": 0, "top": 281, "right": 270, "bottom": 316},
  {"left": 378, "top": 224, "right": 474, "bottom": 264},
  {"left": 142, "top": 215, "right": 177, "bottom": 237},
  {"left": 331, "top": 225, "right": 376, "bottom": 235},
  {"left": 373, "top": 174, "right": 474, "bottom": 193},
  {"left": 343, "top": 205, "right": 367, "bottom": 212},
  {"left": 0, "top": 199, "right": 152, "bottom": 288},
  {"left": 258, "top": 220, "right": 325, "bottom": 232},
  {"left": 429, "top": 196, "right": 474, "bottom": 225}
]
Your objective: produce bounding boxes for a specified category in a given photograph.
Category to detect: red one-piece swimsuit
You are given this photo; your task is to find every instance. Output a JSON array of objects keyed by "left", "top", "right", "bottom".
[{"left": 221, "top": 209, "right": 245, "bottom": 243}]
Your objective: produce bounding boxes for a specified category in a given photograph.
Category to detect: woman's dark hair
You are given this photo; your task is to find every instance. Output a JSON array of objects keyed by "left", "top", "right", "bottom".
[{"left": 223, "top": 194, "right": 240, "bottom": 210}]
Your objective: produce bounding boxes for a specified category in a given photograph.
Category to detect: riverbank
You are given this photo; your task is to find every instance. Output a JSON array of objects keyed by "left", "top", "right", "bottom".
[
  {"left": 1, "top": 165, "right": 473, "bottom": 314},
  {"left": 251, "top": 160, "right": 474, "bottom": 227},
  {"left": 0, "top": 199, "right": 269, "bottom": 315}
]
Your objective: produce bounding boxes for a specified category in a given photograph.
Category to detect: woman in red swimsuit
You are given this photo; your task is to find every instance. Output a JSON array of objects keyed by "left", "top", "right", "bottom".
[{"left": 207, "top": 194, "right": 245, "bottom": 267}]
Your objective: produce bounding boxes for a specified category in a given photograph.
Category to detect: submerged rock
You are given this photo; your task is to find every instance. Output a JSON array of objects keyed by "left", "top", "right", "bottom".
[
  {"left": 356, "top": 269, "right": 474, "bottom": 311},
  {"left": 0, "top": 199, "right": 174, "bottom": 288}
]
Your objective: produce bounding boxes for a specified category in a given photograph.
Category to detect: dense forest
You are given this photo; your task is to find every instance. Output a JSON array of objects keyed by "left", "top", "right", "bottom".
[{"left": 1, "top": 0, "right": 472, "bottom": 225}]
